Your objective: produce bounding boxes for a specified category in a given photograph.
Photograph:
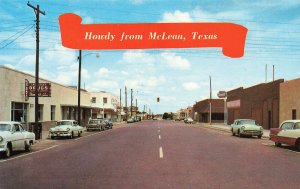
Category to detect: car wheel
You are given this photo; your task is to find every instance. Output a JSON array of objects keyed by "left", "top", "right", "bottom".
[
  {"left": 275, "top": 142, "right": 281, "bottom": 147},
  {"left": 51, "top": 136, "right": 55, "bottom": 139},
  {"left": 231, "top": 129, "right": 235, "bottom": 136},
  {"left": 69, "top": 132, "right": 74, "bottom": 139},
  {"left": 257, "top": 135, "right": 262, "bottom": 139},
  {"left": 4, "top": 145, "right": 12, "bottom": 158},
  {"left": 238, "top": 130, "right": 243, "bottom": 138},
  {"left": 25, "top": 142, "right": 32, "bottom": 152},
  {"left": 295, "top": 139, "right": 300, "bottom": 152}
]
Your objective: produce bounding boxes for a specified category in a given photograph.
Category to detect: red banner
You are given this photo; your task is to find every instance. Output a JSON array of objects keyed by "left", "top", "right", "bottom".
[{"left": 59, "top": 13, "right": 248, "bottom": 58}]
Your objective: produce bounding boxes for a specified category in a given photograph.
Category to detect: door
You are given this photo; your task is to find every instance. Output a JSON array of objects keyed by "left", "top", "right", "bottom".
[{"left": 12, "top": 124, "right": 24, "bottom": 150}]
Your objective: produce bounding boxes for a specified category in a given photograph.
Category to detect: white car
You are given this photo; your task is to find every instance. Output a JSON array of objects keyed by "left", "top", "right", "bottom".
[
  {"left": 231, "top": 119, "right": 263, "bottom": 138},
  {"left": 185, "top": 117, "right": 194, "bottom": 124},
  {"left": 49, "top": 120, "right": 84, "bottom": 139},
  {"left": 0, "top": 121, "right": 35, "bottom": 158}
]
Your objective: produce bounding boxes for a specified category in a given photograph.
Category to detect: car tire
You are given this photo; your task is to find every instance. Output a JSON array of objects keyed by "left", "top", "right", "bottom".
[
  {"left": 25, "top": 141, "right": 32, "bottom": 152},
  {"left": 257, "top": 135, "right": 262, "bottom": 139},
  {"left": 69, "top": 132, "right": 74, "bottom": 139},
  {"left": 231, "top": 129, "right": 235, "bottom": 136},
  {"left": 238, "top": 130, "right": 243, "bottom": 138},
  {"left": 295, "top": 139, "right": 300, "bottom": 152},
  {"left": 51, "top": 136, "right": 55, "bottom": 140},
  {"left": 275, "top": 142, "right": 281, "bottom": 147},
  {"left": 4, "top": 144, "right": 12, "bottom": 158}
]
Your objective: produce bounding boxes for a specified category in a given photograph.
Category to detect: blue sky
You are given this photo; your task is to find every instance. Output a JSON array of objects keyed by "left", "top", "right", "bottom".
[{"left": 0, "top": 0, "right": 300, "bottom": 114}]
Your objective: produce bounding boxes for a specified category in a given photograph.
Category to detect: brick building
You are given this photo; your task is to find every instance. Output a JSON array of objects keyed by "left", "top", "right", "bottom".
[
  {"left": 280, "top": 78, "right": 300, "bottom": 123},
  {"left": 227, "top": 79, "right": 284, "bottom": 129},
  {"left": 193, "top": 99, "right": 225, "bottom": 123}
]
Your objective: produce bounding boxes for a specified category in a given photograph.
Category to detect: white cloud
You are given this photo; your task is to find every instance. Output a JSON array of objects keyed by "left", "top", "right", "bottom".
[
  {"left": 120, "top": 50, "right": 155, "bottom": 64},
  {"left": 161, "top": 52, "right": 190, "bottom": 70},
  {"left": 130, "top": 0, "right": 144, "bottom": 5},
  {"left": 182, "top": 82, "right": 200, "bottom": 90},
  {"left": 43, "top": 44, "right": 76, "bottom": 66},
  {"left": 125, "top": 79, "right": 140, "bottom": 89},
  {"left": 160, "top": 10, "right": 193, "bottom": 22},
  {"left": 145, "top": 76, "right": 166, "bottom": 87},
  {"left": 82, "top": 16, "right": 94, "bottom": 24},
  {"left": 97, "top": 67, "right": 110, "bottom": 76},
  {"left": 87, "top": 79, "right": 119, "bottom": 92}
]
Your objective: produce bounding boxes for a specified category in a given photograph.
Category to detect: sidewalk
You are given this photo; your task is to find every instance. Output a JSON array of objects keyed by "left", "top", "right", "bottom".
[{"left": 197, "top": 122, "right": 270, "bottom": 139}]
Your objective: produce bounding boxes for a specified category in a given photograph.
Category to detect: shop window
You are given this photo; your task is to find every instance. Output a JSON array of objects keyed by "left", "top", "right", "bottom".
[
  {"left": 91, "top": 97, "right": 96, "bottom": 103},
  {"left": 38, "top": 104, "right": 44, "bottom": 121},
  {"left": 292, "top": 109, "right": 296, "bottom": 120},
  {"left": 51, "top": 105, "right": 56, "bottom": 121},
  {"left": 11, "top": 102, "right": 28, "bottom": 122}
]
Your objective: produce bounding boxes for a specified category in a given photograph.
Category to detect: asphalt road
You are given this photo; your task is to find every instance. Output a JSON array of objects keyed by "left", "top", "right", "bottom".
[{"left": 0, "top": 120, "right": 300, "bottom": 189}]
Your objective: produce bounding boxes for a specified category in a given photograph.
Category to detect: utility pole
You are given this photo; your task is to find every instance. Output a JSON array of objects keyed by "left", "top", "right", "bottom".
[
  {"left": 136, "top": 98, "right": 137, "bottom": 113},
  {"left": 131, "top": 89, "right": 133, "bottom": 117},
  {"left": 272, "top": 65, "right": 275, "bottom": 82},
  {"left": 27, "top": 2, "right": 45, "bottom": 133},
  {"left": 120, "top": 89, "right": 122, "bottom": 121},
  {"left": 125, "top": 86, "right": 127, "bottom": 120},
  {"left": 265, "top": 64, "right": 268, "bottom": 83},
  {"left": 209, "top": 76, "right": 212, "bottom": 125},
  {"left": 77, "top": 50, "right": 82, "bottom": 125}
]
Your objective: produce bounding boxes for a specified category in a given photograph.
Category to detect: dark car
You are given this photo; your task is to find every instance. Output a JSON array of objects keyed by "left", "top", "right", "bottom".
[{"left": 103, "top": 119, "right": 113, "bottom": 129}]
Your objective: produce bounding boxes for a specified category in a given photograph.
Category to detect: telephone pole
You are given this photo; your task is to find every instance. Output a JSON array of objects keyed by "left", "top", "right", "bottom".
[
  {"left": 209, "top": 76, "right": 212, "bottom": 125},
  {"left": 119, "top": 88, "right": 122, "bottom": 121},
  {"left": 125, "top": 86, "right": 127, "bottom": 120},
  {"left": 131, "top": 89, "right": 133, "bottom": 117},
  {"left": 27, "top": 2, "right": 45, "bottom": 132}
]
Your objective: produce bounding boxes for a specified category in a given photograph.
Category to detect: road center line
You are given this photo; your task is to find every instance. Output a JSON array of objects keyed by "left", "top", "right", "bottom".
[
  {"left": 159, "top": 135, "right": 161, "bottom": 140},
  {"left": 159, "top": 146, "right": 163, "bottom": 158},
  {"left": 158, "top": 129, "right": 160, "bottom": 133}
]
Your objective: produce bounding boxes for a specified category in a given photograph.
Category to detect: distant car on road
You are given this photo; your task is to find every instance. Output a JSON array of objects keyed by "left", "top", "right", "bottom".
[
  {"left": 103, "top": 119, "right": 113, "bottom": 129},
  {"left": 184, "top": 117, "right": 194, "bottom": 124},
  {"left": 0, "top": 121, "right": 35, "bottom": 158},
  {"left": 270, "top": 120, "right": 300, "bottom": 151},
  {"left": 231, "top": 119, "right": 263, "bottom": 138},
  {"left": 127, "top": 118, "right": 135, "bottom": 123},
  {"left": 87, "top": 119, "right": 105, "bottom": 131},
  {"left": 49, "top": 120, "right": 84, "bottom": 139}
]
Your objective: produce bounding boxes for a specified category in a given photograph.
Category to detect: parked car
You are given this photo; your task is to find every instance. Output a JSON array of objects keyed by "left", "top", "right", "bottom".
[
  {"left": 184, "top": 117, "right": 194, "bottom": 124},
  {"left": 0, "top": 121, "right": 35, "bottom": 158},
  {"left": 270, "top": 120, "right": 300, "bottom": 151},
  {"left": 127, "top": 118, "right": 135, "bottom": 123},
  {"left": 103, "top": 119, "right": 113, "bottom": 129},
  {"left": 49, "top": 120, "right": 84, "bottom": 139},
  {"left": 87, "top": 119, "right": 105, "bottom": 131},
  {"left": 231, "top": 119, "right": 263, "bottom": 138}
]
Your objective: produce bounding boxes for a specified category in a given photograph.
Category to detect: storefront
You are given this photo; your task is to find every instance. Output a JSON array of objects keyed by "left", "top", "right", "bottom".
[
  {"left": 0, "top": 66, "right": 92, "bottom": 130},
  {"left": 227, "top": 79, "right": 283, "bottom": 129},
  {"left": 193, "top": 99, "right": 225, "bottom": 123}
]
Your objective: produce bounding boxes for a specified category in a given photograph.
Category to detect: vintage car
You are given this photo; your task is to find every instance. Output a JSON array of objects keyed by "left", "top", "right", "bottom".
[
  {"left": 86, "top": 119, "right": 105, "bottom": 131},
  {"left": 184, "top": 117, "right": 194, "bottom": 124},
  {"left": 49, "top": 120, "right": 84, "bottom": 139},
  {"left": 270, "top": 120, "right": 300, "bottom": 151},
  {"left": 231, "top": 119, "right": 263, "bottom": 138},
  {"left": 127, "top": 118, "right": 135, "bottom": 123},
  {"left": 0, "top": 121, "right": 35, "bottom": 158},
  {"left": 103, "top": 119, "right": 113, "bottom": 129}
]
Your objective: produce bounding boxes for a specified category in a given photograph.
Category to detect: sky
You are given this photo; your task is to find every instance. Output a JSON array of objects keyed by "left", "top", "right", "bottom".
[{"left": 0, "top": 0, "right": 300, "bottom": 114}]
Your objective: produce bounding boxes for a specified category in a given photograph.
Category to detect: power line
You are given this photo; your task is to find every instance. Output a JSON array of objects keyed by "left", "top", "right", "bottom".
[{"left": 0, "top": 25, "right": 34, "bottom": 49}]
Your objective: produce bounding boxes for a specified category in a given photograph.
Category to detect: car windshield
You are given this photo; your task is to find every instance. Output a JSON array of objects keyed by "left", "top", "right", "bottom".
[
  {"left": 89, "top": 120, "right": 99, "bottom": 124},
  {"left": 0, "top": 124, "right": 12, "bottom": 131},
  {"left": 57, "top": 121, "right": 72, "bottom": 126},
  {"left": 240, "top": 120, "right": 255, "bottom": 125}
]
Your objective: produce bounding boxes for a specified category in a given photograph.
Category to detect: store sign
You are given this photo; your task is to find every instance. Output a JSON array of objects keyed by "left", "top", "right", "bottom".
[
  {"left": 59, "top": 13, "right": 248, "bottom": 58},
  {"left": 227, "top": 100, "right": 240, "bottom": 109},
  {"left": 25, "top": 79, "right": 51, "bottom": 101},
  {"left": 217, "top": 91, "right": 227, "bottom": 98}
]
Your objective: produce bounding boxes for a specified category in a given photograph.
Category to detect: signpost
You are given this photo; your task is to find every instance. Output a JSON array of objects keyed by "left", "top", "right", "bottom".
[{"left": 25, "top": 79, "right": 51, "bottom": 101}]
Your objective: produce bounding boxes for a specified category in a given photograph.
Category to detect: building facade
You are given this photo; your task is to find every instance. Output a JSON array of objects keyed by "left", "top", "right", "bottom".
[
  {"left": 227, "top": 79, "right": 284, "bottom": 129},
  {"left": 280, "top": 78, "right": 300, "bottom": 123},
  {"left": 0, "top": 66, "right": 121, "bottom": 130},
  {"left": 90, "top": 91, "right": 120, "bottom": 121},
  {"left": 193, "top": 99, "right": 225, "bottom": 123}
]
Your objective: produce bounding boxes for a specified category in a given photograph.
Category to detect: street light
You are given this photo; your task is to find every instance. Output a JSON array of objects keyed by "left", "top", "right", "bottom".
[{"left": 77, "top": 50, "right": 99, "bottom": 125}]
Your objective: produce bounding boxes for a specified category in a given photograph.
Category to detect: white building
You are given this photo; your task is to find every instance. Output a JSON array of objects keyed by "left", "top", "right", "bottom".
[
  {"left": 0, "top": 66, "right": 122, "bottom": 130},
  {"left": 90, "top": 91, "right": 123, "bottom": 121}
]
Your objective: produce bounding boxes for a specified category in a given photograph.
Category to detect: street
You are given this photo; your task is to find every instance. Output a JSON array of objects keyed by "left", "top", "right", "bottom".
[{"left": 0, "top": 120, "right": 300, "bottom": 189}]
